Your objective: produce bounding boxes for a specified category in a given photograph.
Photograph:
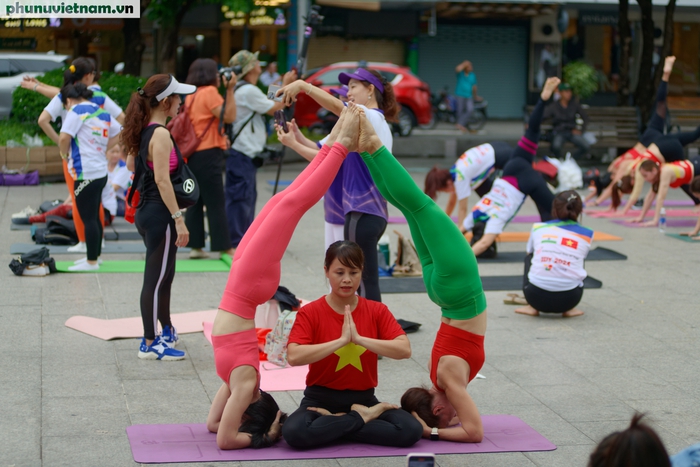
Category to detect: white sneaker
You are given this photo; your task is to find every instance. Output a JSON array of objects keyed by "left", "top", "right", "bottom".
[
  {"left": 22, "top": 265, "right": 49, "bottom": 276},
  {"left": 66, "top": 242, "right": 87, "bottom": 253},
  {"left": 74, "top": 257, "right": 103, "bottom": 265},
  {"left": 101, "top": 238, "right": 105, "bottom": 248},
  {"left": 67, "top": 261, "right": 99, "bottom": 272},
  {"left": 12, "top": 206, "right": 37, "bottom": 219}
]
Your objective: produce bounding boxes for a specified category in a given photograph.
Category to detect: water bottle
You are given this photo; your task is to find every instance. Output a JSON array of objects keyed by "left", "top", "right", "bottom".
[{"left": 659, "top": 208, "right": 667, "bottom": 232}]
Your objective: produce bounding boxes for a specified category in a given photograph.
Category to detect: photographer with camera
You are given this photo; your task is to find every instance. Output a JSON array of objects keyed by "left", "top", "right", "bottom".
[
  {"left": 225, "top": 50, "right": 296, "bottom": 249},
  {"left": 183, "top": 58, "right": 237, "bottom": 259}
]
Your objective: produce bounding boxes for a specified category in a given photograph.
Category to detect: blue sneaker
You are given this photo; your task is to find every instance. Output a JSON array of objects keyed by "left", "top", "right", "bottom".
[
  {"left": 138, "top": 337, "right": 186, "bottom": 361},
  {"left": 161, "top": 325, "right": 179, "bottom": 347}
]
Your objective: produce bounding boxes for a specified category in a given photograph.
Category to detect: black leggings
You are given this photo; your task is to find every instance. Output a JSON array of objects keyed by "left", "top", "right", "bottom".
[
  {"left": 184, "top": 148, "right": 232, "bottom": 251},
  {"left": 640, "top": 81, "right": 669, "bottom": 147},
  {"left": 344, "top": 212, "right": 387, "bottom": 302},
  {"left": 475, "top": 141, "right": 514, "bottom": 195},
  {"left": 73, "top": 176, "right": 107, "bottom": 261},
  {"left": 502, "top": 99, "right": 555, "bottom": 221},
  {"left": 641, "top": 81, "right": 700, "bottom": 156},
  {"left": 282, "top": 386, "right": 422, "bottom": 449},
  {"left": 522, "top": 253, "right": 583, "bottom": 313},
  {"left": 135, "top": 201, "right": 177, "bottom": 340}
]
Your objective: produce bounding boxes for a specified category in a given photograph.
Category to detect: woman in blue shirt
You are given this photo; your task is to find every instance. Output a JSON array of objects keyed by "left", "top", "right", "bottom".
[{"left": 455, "top": 60, "right": 478, "bottom": 133}]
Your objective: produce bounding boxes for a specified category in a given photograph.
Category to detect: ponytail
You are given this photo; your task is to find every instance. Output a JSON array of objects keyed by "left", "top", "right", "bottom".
[
  {"left": 611, "top": 175, "right": 633, "bottom": 210},
  {"left": 63, "top": 57, "right": 94, "bottom": 86},
  {"left": 424, "top": 166, "right": 452, "bottom": 200},
  {"left": 551, "top": 190, "right": 582, "bottom": 222},
  {"left": 120, "top": 74, "right": 173, "bottom": 157},
  {"left": 59, "top": 82, "right": 93, "bottom": 106}
]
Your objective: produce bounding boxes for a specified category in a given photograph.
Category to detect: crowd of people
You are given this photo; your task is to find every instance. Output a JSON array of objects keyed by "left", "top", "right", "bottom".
[{"left": 18, "top": 50, "right": 700, "bottom": 463}]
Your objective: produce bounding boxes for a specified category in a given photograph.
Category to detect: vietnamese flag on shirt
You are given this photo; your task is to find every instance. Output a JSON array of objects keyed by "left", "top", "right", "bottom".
[{"left": 561, "top": 238, "right": 578, "bottom": 249}]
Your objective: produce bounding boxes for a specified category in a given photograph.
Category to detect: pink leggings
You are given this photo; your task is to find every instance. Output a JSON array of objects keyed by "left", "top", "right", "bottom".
[{"left": 219, "top": 143, "right": 348, "bottom": 318}]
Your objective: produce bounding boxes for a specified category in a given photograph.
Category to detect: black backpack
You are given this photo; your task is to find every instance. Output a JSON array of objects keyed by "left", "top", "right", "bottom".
[
  {"left": 33, "top": 216, "right": 79, "bottom": 245},
  {"left": 8, "top": 246, "right": 57, "bottom": 276}
]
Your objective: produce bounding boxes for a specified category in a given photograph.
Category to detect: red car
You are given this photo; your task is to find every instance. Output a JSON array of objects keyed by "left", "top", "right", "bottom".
[{"left": 294, "top": 61, "right": 432, "bottom": 136}]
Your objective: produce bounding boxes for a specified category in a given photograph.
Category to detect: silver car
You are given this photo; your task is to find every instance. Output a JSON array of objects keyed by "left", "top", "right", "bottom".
[{"left": 0, "top": 52, "right": 70, "bottom": 118}]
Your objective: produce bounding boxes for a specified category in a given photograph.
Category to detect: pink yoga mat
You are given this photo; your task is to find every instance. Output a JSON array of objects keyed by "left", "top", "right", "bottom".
[
  {"left": 591, "top": 199, "right": 693, "bottom": 207},
  {"left": 126, "top": 416, "right": 556, "bottom": 463},
  {"left": 202, "top": 321, "right": 309, "bottom": 392},
  {"left": 611, "top": 218, "right": 699, "bottom": 228},
  {"left": 586, "top": 209, "right": 700, "bottom": 219},
  {"left": 65, "top": 310, "right": 218, "bottom": 340},
  {"left": 389, "top": 215, "right": 540, "bottom": 224}
]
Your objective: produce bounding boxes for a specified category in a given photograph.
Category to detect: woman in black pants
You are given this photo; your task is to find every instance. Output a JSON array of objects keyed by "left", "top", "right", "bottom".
[
  {"left": 58, "top": 83, "right": 121, "bottom": 271},
  {"left": 122, "top": 74, "right": 195, "bottom": 360},
  {"left": 462, "top": 77, "right": 560, "bottom": 257},
  {"left": 184, "top": 59, "right": 237, "bottom": 259}
]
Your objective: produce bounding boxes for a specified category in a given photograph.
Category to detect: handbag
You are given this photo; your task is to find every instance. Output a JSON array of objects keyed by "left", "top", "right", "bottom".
[
  {"left": 166, "top": 91, "right": 215, "bottom": 159},
  {"left": 130, "top": 124, "right": 200, "bottom": 210}
]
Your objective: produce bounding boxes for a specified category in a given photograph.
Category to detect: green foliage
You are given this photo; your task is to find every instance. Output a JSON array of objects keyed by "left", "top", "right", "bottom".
[
  {"left": 10, "top": 66, "right": 65, "bottom": 128},
  {"left": 563, "top": 61, "right": 599, "bottom": 100},
  {"left": 97, "top": 72, "right": 147, "bottom": 111},
  {"left": 0, "top": 121, "right": 53, "bottom": 147}
]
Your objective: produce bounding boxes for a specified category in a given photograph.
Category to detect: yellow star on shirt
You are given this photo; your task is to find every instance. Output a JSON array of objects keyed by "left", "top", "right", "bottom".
[{"left": 334, "top": 343, "right": 367, "bottom": 372}]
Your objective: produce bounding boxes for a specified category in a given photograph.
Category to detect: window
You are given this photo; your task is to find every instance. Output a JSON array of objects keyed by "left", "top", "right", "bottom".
[
  {"left": 13, "top": 59, "right": 65, "bottom": 73},
  {"left": 0, "top": 59, "right": 21, "bottom": 78}
]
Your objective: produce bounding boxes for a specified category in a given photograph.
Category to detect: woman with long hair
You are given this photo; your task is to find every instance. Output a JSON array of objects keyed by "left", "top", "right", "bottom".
[
  {"left": 183, "top": 58, "right": 237, "bottom": 259},
  {"left": 206, "top": 107, "right": 355, "bottom": 450},
  {"left": 278, "top": 67, "right": 398, "bottom": 303},
  {"left": 121, "top": 74, "right": 195, "bottom": 360},
  {"left": 514, "top": 191, "right": 591, "bottom": 318},
  {"left": 58, "top": 83, "right": 121, "bottom": 271}
]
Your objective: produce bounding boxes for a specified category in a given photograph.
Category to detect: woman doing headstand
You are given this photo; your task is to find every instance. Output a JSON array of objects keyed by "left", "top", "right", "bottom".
[
  {"left": 206, "top": 109, "right": 355, "bottom": 450},
  {"left": 514, "top": 191, "right": 591, "bottom": 318},
  {"left": 462, "top": 78, "right": 561, "bottom": 258},
  {"left": 424, "top": 141, "right": 514, "bottom": 227},
  {"left": 352, "top": 102, "right": 488, "bottom": 443}
]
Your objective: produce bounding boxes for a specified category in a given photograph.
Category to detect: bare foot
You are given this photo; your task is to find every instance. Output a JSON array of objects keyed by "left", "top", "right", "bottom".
[
  {"left": 325, "top": 106, "right": 347, "bottom": 147},
  {"left": 351, "top": 402, "right": 397, "bottom": 423},
  {"left": 562, "top": 308, "right": 584, "bottom": 318},
  {"left": 515, "top": 305, "right": 539, "bottom": 316},
  {"left": 336, "top": 103, "right": 360, "bottom": 152},
  {"left": 541, "top": 76, "right": 561, "bottom": 101},
  {"left": 663, "top": 56, "right": 676, "bottom": 75},
  {"left": 358, "top": 108, "right": 383, "bottom": 154}
]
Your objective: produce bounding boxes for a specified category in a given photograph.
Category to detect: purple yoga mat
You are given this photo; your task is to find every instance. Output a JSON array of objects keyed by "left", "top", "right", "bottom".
[
  {"left": 612, "top": 218, "right": 698, "bottom": 228},
  {"left": 592, "top": 199, "right": 693, "bottom": 207},
  {"left": 388, "top": 215, "right": 540, "bottom": 224},
  {"left": 126, "top": 416, "right": 556, "bottom": 463}
]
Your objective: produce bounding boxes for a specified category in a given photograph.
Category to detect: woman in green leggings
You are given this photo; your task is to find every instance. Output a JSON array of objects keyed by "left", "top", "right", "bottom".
[{"left": 353, "top": 103, "right": 486, "bottom": 443}]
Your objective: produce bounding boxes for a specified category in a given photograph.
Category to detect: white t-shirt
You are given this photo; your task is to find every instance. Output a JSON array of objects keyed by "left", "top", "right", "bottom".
[
  {"left": 317, "top": 104, "right": 393, "bottom": 152},
  {"left": 231, "top": 82, "right": 274, "bottom": 157},
  {"left": 43, "top": 84, "right": 123, "bottom": 122},
  {"left": 60, "top": 102, "right": 121, "bottom": 180},
  {"left": 462, "top": 178, "right": 525, "bottom": 235},
  {"left": 527, "top": 220, "right": 593, "bottom": 291},
  {"left": 102, "top": 160, "right": 132, "bottom": 215},
  {"left": 452, "top": 143, "right": 496, "bottom": 200}
]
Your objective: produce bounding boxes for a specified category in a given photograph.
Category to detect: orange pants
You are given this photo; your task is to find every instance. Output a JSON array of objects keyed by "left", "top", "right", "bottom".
[{"left": 63, "top": 159, "right": 105, "bottom": 242}]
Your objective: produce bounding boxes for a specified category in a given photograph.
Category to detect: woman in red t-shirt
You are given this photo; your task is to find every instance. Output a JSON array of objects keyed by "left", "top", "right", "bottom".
[{"left": 282, "top": 241, "right": 422, "bottom": 449}]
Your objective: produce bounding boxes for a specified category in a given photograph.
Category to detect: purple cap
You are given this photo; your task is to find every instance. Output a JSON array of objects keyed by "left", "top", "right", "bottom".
[
  {"left": 338, "top": 68, "right": 384, "bottom": 94},
  {"left": 330, "top": 85, "right": 348, "bottom": 98}
]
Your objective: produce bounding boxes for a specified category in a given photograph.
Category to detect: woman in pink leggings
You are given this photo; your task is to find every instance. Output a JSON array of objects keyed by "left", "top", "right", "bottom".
[{"left": 205, "top": 108, "right": 358, "bottom": 450}]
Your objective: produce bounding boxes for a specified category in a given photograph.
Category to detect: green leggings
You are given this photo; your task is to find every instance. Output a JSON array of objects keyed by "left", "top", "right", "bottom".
[{"left": 361, "top": 147, "right": 486, "bottom": 320}]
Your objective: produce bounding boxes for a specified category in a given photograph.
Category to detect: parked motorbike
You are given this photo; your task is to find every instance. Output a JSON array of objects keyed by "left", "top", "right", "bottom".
[{"left": 421, "top": 86, "right": 488, "bottom": 131}]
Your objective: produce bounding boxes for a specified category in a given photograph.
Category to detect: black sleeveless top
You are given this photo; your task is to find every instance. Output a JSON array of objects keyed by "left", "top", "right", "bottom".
[{"left": 135, "top": 124, "right": 178, "bottom": 204}]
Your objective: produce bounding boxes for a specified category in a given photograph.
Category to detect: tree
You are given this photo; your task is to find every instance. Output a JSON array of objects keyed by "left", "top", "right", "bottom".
[
  {"left": 633, "top": 0, "right": 655, "bottom": 126},
  {"left": 123, "top": 0, "right": 152, "bottom": 76},
  {"left": 617, "top": 0, "right": 632, "bottom": 106}
]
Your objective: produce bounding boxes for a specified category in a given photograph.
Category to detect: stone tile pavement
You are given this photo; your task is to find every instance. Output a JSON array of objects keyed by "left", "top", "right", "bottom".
[{"left": 1, "top": 158, "right": 699, "bottom": 466}]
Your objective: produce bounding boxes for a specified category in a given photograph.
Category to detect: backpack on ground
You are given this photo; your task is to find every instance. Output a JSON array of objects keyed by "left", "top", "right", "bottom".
[
  {"left": 392, "top": 230, "right": 422, "bottom": 277},
  {"left": 33, "top": 215, "right": 79, "bottom": 245},
  {"left": 8, "top": 246, "right": 57, "bottom": 276},
  {"left": 264, "top": 309, "right": 297, "bottom": 367}
]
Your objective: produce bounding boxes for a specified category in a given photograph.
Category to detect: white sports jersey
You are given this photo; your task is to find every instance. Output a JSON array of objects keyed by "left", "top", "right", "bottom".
[
  {"left": 462, "top": 178, "right": 525, "bottom": 235},
  {"left": 527, "top": 220, "right": 593, "bottom": 292},
  {"left": 452, "top": 143, "right": 496, "bottom": 200}
]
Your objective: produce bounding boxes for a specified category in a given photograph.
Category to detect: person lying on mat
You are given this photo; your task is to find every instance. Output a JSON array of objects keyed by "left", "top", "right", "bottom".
[
  {"left": 514, "top": 191, "right": 591, "bottom": 318},
  {"left": 629, "top": 158, "right": 700, "bottom": 228},
  {"left": 341, "top": 104, "right": 486, "bottom": 443},
  {"left": 586, "top": 56, "right": 676, "bottom": 207},
  {"left": 461, "top": 77, "right": 561, "bottom": 258},
  {"left": 424, "top": 141, "right": 513, "bottom": 227},
  {"left": 206, "top": 107, "right": 356, "bottom": 450},
  {"left": 282, "top": 238, "right": 421, "bottom": 449}
]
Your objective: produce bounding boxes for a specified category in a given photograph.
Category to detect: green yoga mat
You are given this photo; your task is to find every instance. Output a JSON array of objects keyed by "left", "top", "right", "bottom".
[
  {"left": 56, "top": 258, "right": 231, "bottom": 273},
  {"left": 665, "top": 233, "right": 700, "bottom": 243}
]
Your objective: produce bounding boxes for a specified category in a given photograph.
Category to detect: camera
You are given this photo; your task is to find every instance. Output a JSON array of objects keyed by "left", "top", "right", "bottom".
[{"left": 220, "top": 65, "right": 243, "bottom": 81}]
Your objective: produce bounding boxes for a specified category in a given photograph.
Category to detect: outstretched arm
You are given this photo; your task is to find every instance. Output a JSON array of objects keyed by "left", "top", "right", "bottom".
[
  {"left": 445, "top": 192, "right": 457, "bottom": 217},
  {"left": 641, "top": 168, "right": 673, "bottom": 226},
  {"left": 621, "top": 168, "right": 646, "bottom": 215},
  {"left": 457, "top": 198, "right": 469, "bottom": 227},
  {"left": 279, "top": 80, "right": 344, "bottom": 116},
  {"left": 631, "top": 187, "right": 657, "bottom": 223}
]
